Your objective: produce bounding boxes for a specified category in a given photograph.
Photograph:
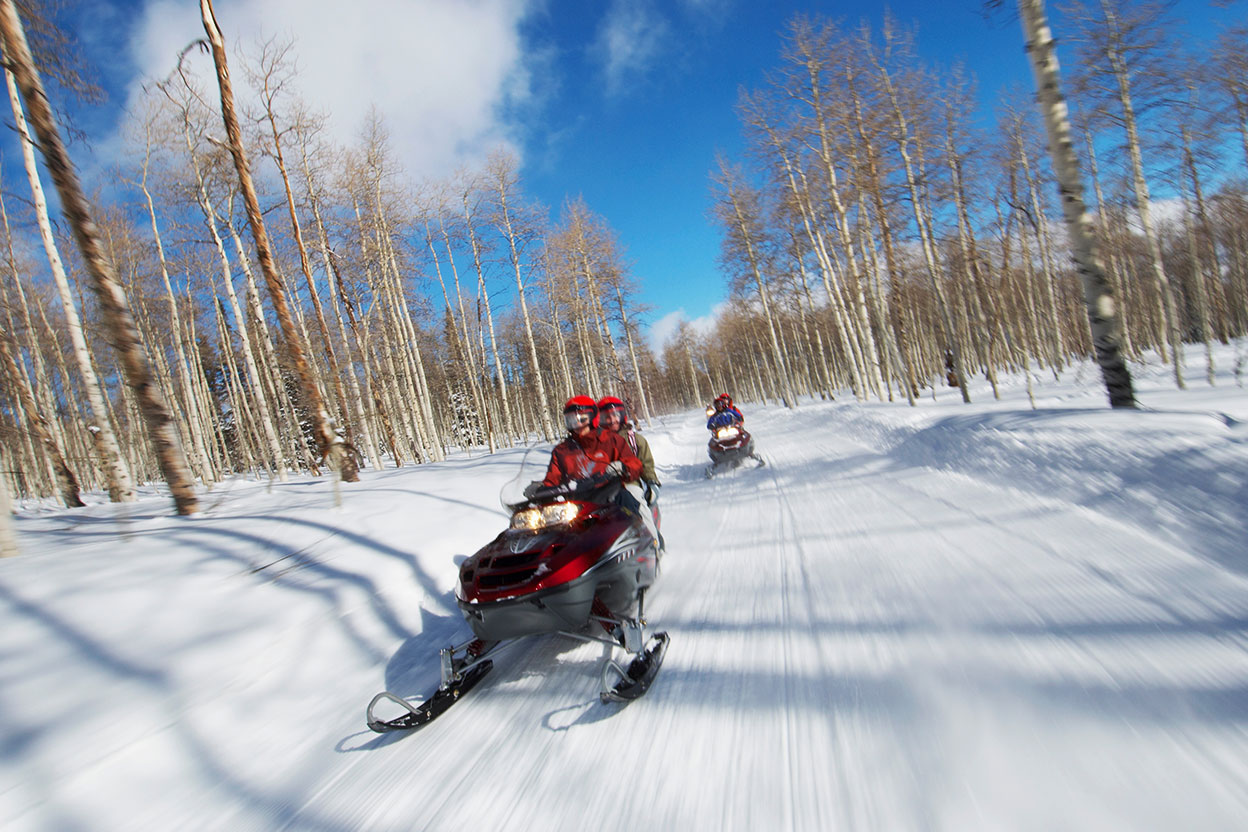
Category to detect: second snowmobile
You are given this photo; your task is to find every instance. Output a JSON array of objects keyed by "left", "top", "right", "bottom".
[
  {"left": 705, "top": 411, "right": 764, "bottom": 477},
  {"left": 367, "top": 462, "right": 669, "bottom": 732}
]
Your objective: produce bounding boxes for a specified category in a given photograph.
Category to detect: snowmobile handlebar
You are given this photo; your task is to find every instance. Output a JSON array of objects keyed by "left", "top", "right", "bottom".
[{"left": 518, "top": 471, "right": 623, "bottom": 507}]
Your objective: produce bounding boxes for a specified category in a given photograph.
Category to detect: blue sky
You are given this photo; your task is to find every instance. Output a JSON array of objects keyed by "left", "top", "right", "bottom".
[
  {"left": 43, "top": 0, "right": 1248, "bottom": 351},
  {"left": 517, "top": 0, "right": 1040, "bottom": 345}
]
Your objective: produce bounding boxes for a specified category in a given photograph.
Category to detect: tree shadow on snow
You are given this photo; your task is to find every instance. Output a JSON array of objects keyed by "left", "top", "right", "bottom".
[{"left": 0, "top": 580, "right": 361, "bottom": 832}]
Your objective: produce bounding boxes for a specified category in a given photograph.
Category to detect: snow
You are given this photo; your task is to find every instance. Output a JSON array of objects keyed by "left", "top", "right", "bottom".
[{"left": 4, "top": 345, "right": 1248, "bottom": 831}]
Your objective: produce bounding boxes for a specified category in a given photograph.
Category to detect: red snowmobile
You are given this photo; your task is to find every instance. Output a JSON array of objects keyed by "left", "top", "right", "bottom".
[
  {"left": 367, "top": 460, "right": 669, "bottom": 732},
  {"left": 705, "top": 410, "right": 764, "bottom": 477}
]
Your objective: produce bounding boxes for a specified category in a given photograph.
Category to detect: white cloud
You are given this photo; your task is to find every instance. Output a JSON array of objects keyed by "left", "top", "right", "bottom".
[
  {"left": 646, "top": 302, "right": 726, "bottom": 353},
  {"left": 594, "top": 0, "right": 669, "bottom": 97},
  {"left": 647, "top": 308, "right": 685, "bottom": 353},
  {"left": 126, "top": 0, "right": 538, "bottom": 180},
  {"left": 688, "top": 301, "right": 726, "bottom": 336}
]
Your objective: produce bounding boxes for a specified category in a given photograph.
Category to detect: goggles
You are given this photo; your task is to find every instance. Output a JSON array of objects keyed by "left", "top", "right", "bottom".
[
  {"left": 598, "top": 403, "right": 625, "bottom": 422},
  {"left": 564, "top": 408, "right": 594, "bottom": 430}
]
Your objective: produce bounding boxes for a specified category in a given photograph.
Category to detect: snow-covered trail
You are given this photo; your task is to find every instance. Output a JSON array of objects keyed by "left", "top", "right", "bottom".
[
  {"left": 4, "top": 356, "right": 1248, "bottom": 831},
  {"left": 279, "top": 401, "right": 1248, "bottom": 830},
  {"left": 644, "top": 404, "right": 1248, "bottom": 830}
]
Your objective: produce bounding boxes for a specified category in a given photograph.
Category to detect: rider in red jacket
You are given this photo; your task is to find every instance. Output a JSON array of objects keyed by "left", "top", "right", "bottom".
[{"left": 542, "top": 396, "right": 643, "bottom": 487}]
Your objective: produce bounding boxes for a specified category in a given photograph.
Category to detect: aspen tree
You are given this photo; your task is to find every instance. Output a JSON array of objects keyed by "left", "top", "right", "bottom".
[
  {"left": 424, "top": 214, "right": 488, "bottom": 446},
  {"left": 201, "top": 0, "right": 353, "bottom": 489},
  {"left": 180, "top": 113, "right": 288, "bottom": 479},
  {"left": 864, "top": 20, "right": 972, "bottom": 403},
  {"left": 486, "top": 150, "right": 554, "bottom": 438},
  {"left": 252, "top": 41, "right": 354, "bottom": 451},
  {"left": 1064, "top": 0, "right": 1182, "bottom": 385},
  {"left": 788, "top": 20, "right": 887, "bottom": 397},
  {"left": 1209, "top": 27, "right": 1248, "bottom": 171},
  {"left": 842, "top": 56, "right": 917, "bottom": 402},
  {"left": 711, "top": 161, "right": 796, "bottom": 407},
  {"left": 1017, "top": 0, "right": 1136, "bottom": 407},
  {"left": 941, "top": 81, "right": 1004, "bottom": 399},
  {"left": 433, "top": 203, "right": 495, "bottom": 452},
  {"left": 1178, "top": 114, "right": 1216, "bottom": 385},
  {"left": 0, "top": 276, "right": 53, "bottom": 497},
  {"left": 0, "top": 0, "right": 197, "bottom": 512},
  {"left": 737, "top": 93, "right": 867, "bottom": 401},
  {"left": 295, "top": 117, "right": 382, "bottom": 469},
  {"left": 0, "top": 442, "right": 16, "bottom": 556},
  {"left": 0, "top": 322, "right": 82, "bottom": 506},
  {"left": 1081, "top": 123, "right": 1137, "bottom": 357},
  {"left": 0, "top": 184, "right": 72, "bottom": 483},
  {"left": 3, "top": 61, "right": 135, "bottom": 502},
  {"left": 128, "top": 131, "right": 216, "bottom": 485}
]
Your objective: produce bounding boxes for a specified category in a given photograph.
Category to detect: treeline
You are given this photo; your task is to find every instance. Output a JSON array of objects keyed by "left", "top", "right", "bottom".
[
  {"left": 665, "top": 3, "right": 1248, "bottom": 411},
  {"left": 3, "top": 2, "right": 1247, "bottom": 515},
  {"left": 0, "top": 8, "right": 656, "bottom": 509}
]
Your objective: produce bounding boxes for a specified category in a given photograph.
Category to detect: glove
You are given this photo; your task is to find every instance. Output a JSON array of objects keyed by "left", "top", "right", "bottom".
[
  {"left": 605, "top": 460, "right": 626, "bottom": 479},
  {"left": 522, "top": 481, "right": 541, "bottom": 499},
  {"left": 645, "top": 483, "right": 660, "bottom": 505}
]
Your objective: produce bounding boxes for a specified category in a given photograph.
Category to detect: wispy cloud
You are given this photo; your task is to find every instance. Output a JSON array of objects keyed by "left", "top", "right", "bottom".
[
  {"left": 647, "top": 303, "right": 725, "bottom": 353},
  {"left": 125, "top": 0, "right": 539, "bottom": 180},
  {"left": 648, "top": 309, "right": 686, "bottom": 353},
  {"left": 688, "top": 302, "right": 726, "bottom": 336},
  {"left": 594, "top": 0, "right": 669, "bottom": 97}
]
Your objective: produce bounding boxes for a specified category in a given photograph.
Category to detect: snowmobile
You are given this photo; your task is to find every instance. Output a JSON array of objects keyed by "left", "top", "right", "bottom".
[
  {"left": 705, "top": 410, "right": 764, "bottom": 478},
  {"left": 366, "top": 460, "right": 669, "bottom": 732}
]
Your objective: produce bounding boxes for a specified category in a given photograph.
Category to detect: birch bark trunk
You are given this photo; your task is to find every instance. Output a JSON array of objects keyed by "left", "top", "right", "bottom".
[
  {"left": 3, "top": 63, "right": 135, "bottom": 502},
  {"left": 0, "top": 324, "right": 83, "bottom": 506},
  {"left": 1097, "top": 0, "right": 1182, "bottom": 386},
  {"left": 0, "top": 0, "right": 197, "bottom": 512},
  {"left": 1018, "top": 0, "right": 1136, "bottom": 407},
  {"left": 200, "top": 0, "right": 354, "bottom": 491}
]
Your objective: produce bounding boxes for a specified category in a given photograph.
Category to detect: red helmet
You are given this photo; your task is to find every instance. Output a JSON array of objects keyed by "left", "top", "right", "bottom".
[
  {"left": 716, "top": 393, "right": 733, "bottom": 407},
  {"left": 596, "top": 396, "right": 627, "bottom": 430},
  {"left": 563, "top": 395, "right": 597, "bottom": 432}
]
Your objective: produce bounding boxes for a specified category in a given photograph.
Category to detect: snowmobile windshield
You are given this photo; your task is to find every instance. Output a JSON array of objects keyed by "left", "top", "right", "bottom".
[
  {"left": 498, "top": 446, "right": 553, "bottom": 512},
  {"left": 498, "top": 444, "right": 621, "bottom": 513}
]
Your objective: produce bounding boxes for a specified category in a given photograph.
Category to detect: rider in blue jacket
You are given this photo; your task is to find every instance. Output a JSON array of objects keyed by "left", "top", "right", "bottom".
[{"left": 706, "top": 393, "right": 743, "bottom": 429}]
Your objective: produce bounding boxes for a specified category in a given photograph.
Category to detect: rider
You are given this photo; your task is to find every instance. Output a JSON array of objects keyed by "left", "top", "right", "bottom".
[
  {"left": 597, "top": 396, "right": 659, "bottom": 504},
  {"left": 540, "top": 395, "right": 642, "bottom": 488},
  {"left": 535, "top": 395, "right": 658, "bottom": 547},
  {"left": 707, "top": 393, "right": 744, "bottom": 429}
]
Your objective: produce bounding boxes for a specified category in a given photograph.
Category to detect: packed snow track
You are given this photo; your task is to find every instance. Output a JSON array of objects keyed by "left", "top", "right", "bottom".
[{"left": 3, "top": 360, "right": 1248, "bottom": 830}]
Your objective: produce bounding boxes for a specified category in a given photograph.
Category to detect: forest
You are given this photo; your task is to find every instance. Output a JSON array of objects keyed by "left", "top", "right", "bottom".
[{"left": 0, "top": 0, "right": 1245, "bottom": 517}]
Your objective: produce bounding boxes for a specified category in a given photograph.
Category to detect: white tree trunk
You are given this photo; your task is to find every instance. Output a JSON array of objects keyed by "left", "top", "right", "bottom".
[
  {"left": 1018, "top": 0, "right": 1136, "bottom": 407},
  {"left": 4, "top": 64, "right": 136, "bottom": 502},
  {"left": 1, "top": 2, "right": 197, "bottom": 512}
]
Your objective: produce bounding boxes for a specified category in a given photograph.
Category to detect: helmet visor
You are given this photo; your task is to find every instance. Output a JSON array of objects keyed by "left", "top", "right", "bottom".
[
  {"left": 598, "top": 403, "right": 625, "bottom": 428},
  {"left": 564, "top": 408, "right": 594, "bottom": 430}
]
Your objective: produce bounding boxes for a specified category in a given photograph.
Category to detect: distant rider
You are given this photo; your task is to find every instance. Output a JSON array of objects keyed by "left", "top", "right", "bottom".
[{"left": 707, "top": 393, "right": 744, "bottom": 429}]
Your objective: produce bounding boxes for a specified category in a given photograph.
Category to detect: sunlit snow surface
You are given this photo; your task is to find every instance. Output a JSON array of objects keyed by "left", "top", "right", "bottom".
[{"left": 4, "top": 346, "right": 1248, "bottom": 831}]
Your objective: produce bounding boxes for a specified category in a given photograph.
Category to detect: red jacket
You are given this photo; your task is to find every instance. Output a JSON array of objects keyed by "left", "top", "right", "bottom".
[{"left": 542, "top": 429, "right": 643, "bottom": 486}]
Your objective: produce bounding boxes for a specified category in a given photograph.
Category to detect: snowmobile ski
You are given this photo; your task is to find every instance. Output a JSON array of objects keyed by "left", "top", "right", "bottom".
[
  {"left": 366, "top": 659, "right": 493, "bottom": 732},
  {"left": 600, "top": 631, "right": 670, "bottom": 703}
]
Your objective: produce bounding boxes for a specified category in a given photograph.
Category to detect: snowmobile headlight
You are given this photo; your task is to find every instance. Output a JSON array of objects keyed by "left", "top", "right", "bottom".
[
  {"left": 511, "top": 503, "right": 580, "bottom": 530},
  {"left": 510, "top": 508, "right": 543, "bottom": 530},
  {"left": 715, "top": 426, "right": 739, "bottom": 440},
  {"left": 706, "top": 406, "right": 715, "bottom": 417},
  {"left": 540, "top": 502, "right": 580, "bottom": 527}
]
